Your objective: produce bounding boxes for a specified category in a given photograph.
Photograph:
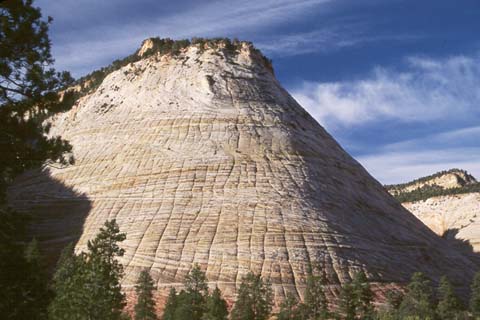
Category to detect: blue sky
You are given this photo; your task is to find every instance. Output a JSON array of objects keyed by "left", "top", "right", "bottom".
[{"left": 36, "top": 0, "right": 480, "bottom": 184}]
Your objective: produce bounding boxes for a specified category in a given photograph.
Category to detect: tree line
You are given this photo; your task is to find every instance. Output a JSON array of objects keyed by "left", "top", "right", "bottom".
[
  {"left": 20, "top": 218, "right": 480, "bottom": 320},
  {"left": 389, "top": 183, "right": 480, "bottom": 203}
]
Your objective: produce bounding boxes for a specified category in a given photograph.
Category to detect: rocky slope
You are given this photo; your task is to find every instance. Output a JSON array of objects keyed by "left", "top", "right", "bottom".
[
  {"left": 8, "top": 39, "right": 478, "bottom": 306},
  {"left": 387, "top": 169, "right": 480, "bottom": 252},
  {"left": 387, "top": 169, "right": 477, "bottom": 196}
]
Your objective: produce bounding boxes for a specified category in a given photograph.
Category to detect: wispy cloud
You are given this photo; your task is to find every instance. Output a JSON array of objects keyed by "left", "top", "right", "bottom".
[
  {"left": 290, "top": 53, "right": 480, "bottom": 184},
  {"left": 38, "top": 0, "right": 333, "bottom": 76},
  {"left": 292, "top": 54, "right": 480, "bottom": 130},
  {"left": 357, "top": 147, "right": 480, "bottom": 185},
  {"left": 354, "top": 126, "right": 480, "bottom": 184},
  {"left": 258, "top": 29, "right": 423, "bottom": 57}
]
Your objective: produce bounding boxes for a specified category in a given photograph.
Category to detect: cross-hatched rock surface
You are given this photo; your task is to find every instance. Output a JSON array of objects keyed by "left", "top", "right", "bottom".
[{"left": 8, "top": 41, "right": 478, "bottom": 305}]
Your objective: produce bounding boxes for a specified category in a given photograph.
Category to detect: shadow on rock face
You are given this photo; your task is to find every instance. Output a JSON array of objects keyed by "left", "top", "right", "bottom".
[
  {"left": 442, "top": 228, "right": 480, "bottom": 265},
  {"left": 7, "top": 166, "right": 92, "bottom": 269}
]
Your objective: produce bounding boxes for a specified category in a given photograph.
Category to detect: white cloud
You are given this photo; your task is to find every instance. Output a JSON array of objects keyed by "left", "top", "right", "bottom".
[
  {"left": 37, "top": 0, "right": 333, "bottom": 77},
  {"left": 292, "top": 54, "right": 480, "bottom": 129},
  {"left": 357, "top": 147, "right": 480, "bottom": 185},
  {"left": 258, "top": 29, "right": 423, "bottom": 57},
  {"left": 353, "top": 126, "right": 480, "bottom": 184}
]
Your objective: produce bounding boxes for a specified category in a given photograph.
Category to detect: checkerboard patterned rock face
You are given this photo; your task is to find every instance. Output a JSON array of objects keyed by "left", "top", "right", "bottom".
[{"left": 8, "top": 42, "right": 477, "bottom": 304}]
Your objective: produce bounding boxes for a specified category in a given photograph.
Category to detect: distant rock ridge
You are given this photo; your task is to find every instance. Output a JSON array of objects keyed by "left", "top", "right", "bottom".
[
  {"left": 387, "top": 169, "right": 477, "bottom": 196},
  {"left": 8, "top": 39, "right": 478, "bottom": 309},
  {"left": 387, "top": 169, "right": 480, "bottom": 252}
]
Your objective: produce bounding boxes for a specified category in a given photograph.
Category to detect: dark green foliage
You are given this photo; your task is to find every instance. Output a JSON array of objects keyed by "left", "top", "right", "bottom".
[
  {"left": 385, "top": 289, "right": 404, "bottom": 311},
  {"left": 352, "top": 271, "right": 374, "bottom": 319},
  {"left": 23, "top": 238, "right": 50, "bottom": 319},
  {"left": 47, "top": 244, "right": 88, "bottom": 319},
  {"left": 0, "top": 0, "right": 74, "bottom": 200},
  {"left": 49, "top": 220, "right": 127, "bottom": 320},
  {"left": 179, "top": 264, "right": 209, "bottom": 320},
  {"left": 398, "top": 272, "right": 435, "bottom": 319},
  {"left": 470, "top": 271, "right": 480, "bottom": 318},
  {"left": 436, "top": 276, "right": 464, "bottom": 319},
  {"left": 338, "top": 282, "right": 356, "bottom": 320},
  {"left": 385, "top": 169, "right": 473, "bottom": 191},
  {"left": 303, "top": 271, "right": 329, "bottom": 319},
  {"left": 202, "top": 287, "right": 228, "bottom": 320},
  {"left": 135, "top": 269, "right": 157, "bottom": 320},
  {"left": 391, "top": 182, "right": 480, "bottom": 203},
  {"left": 375, "top": 289, "right": 404, "bottom": 319},
  {"left": 0, "top": 210, "right": 52, "bottom": 320},
  {"left": 0, "top": 2, "right": 73, "bottom": 315},
  {"left": 161, "top": 264, "right": 210, "bottom": 320},
  {"left": 230, "top": 272, "right": 273, "bottom": 320},
  {"left": 0, "top": 231, "right": 50, "bottom": 320},
  {"left": 277, "top": 293, "right": 306, "bottom": 320},
  {"left": 385, "top": 169, "right": 479, "bottom": 202},
  {"left": 162, "top": 288, "right": 178, "bottom": 320}
]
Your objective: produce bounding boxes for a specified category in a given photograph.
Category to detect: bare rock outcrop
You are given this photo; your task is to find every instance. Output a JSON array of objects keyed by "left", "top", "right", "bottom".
[
  {"left": 388, "top": 169, "right": 480, "bottom": 252},
  {"left": 8, "top": 40, "right": 478, "bottom": 306}
]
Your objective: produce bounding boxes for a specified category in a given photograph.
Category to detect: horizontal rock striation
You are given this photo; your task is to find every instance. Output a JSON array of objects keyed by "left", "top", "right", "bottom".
[{"left": 8, "top": 40, "right": 478, "bottom": 305}]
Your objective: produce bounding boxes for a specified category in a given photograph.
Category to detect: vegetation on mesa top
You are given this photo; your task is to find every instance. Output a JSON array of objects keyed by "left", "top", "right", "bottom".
[
  {"left": 69, "top": 37, "right": 273, "bottom": 101},
  {"left": 385, "top": 169, "right": 480, "bottom": 203}
]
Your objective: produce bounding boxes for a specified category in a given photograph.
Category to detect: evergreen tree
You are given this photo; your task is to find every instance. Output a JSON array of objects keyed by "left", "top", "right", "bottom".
[
  {"left": 0, "top": 0, "right": 73, "bottom": 317},
  {"left": 23, "top": 238, "right": 50, "bottom": 319},
  {"left": 134, "top": 269, "right": 157, "bottom": 320},
  {"left": 277, "top": 293, "right": 302, "bottom": 320},
  {"left": 398, "top": 272, "right": 435, "bottom": 319},
  {"left": 470, "top": 272, "right": 480, "bottom": 319},
  {"left": 376, "top": 289, "right": 403, "bottom": 320},
  {"left": 202, "top": 287, "right": 228, "bottom": 320},
  {"left": 48, "top": 244, "right": 89, "bottom": 319},
  {"left": 385, "top": 289, "right": 404, "bottom": 312},
  {"left": 0, "top": 0, "right": 74, "bottom": 199},
  {"left": 85, "top": 219, "right": 127, "bottom": 320},
  {"left": 173, "top": 290, "right": 192, "bottom": 320},
  {"left": 436, "top": 276, "right": 463, "bottom": 320},
  {"left": 231, "top": 272, "right": 273, "bottom": 320},
  {"left": 162, "top": 288, "right": 178, "bottom": 320},
  {"left": 304, "top": 271, "right": 329, "bottom": 319},
  {"left": 49, "top": 220, "right": 127, "bottom": 320},
  {"left": 352, "top": 271, "right": 375, "bottom": 319},
  {"left": 338, "top": 282, "right": 356, "bottom": 320},
  {"left": 174, "top": 264, "right": 209, "bottom": 320}
]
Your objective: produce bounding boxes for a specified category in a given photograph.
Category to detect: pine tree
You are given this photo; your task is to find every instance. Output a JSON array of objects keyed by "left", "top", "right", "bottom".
[
  {"left": 398, "top": 272, "right": 435, "bottom": 319},
  {"left": 49, "top": 220, "right": 127, "bottom": 320},
  {"left": 470, "top": 272, "right": 480, "bottom": 318},
  {"left": 48, "top": 244, "right": 89, "bottom": 319},
  {"left": 385, "top": 289, "right": 403, "bottom": 312},
  {"left": 162, "top": 288, "right": 178, "bottom": 320},
  {"left": 134, "top": 269, "right": 157, "bottom": 320},
  {"left": 0, "top": 0, "right": 74, "bottom": 199},
  {"left": 304, "top": 271, "right": 329, "bottom": 319},
  {"left": 202, "top": 287, "right": 228, "bottom": 320},
  {"left": 436, "top": 276, "right": 463, "bottom": 320},
  {"left": 376, "top": 289, "right": 403, "bottom": 320},
  {"left": 174, "top": 264, "right": 209, "bottom": 320},
  {"left": 277, "top": 293, "right": 302, "bottom": 320},
  {"left": 231, "top": 272, "right": 273, "bottom": 320},
  {"left": 23, "top": 238, "right": 50, "bottom": 319},
  {"left": 339, "top": 282, "right": 356, "bottom": 320},
  {"left": 85, "top": 219, "right": 127, "bottom": 320},
  {"left": 352, "top": 271, "right": 375, "bottom": 319},
  {"left": 1, "top": 0, "right": 73, "bottom": 317}
]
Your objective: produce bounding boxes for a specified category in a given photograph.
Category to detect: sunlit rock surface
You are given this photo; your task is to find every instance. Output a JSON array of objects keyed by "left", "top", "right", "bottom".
[{"left": 8, "top": 41, "right": 477, "bottom": 306}]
